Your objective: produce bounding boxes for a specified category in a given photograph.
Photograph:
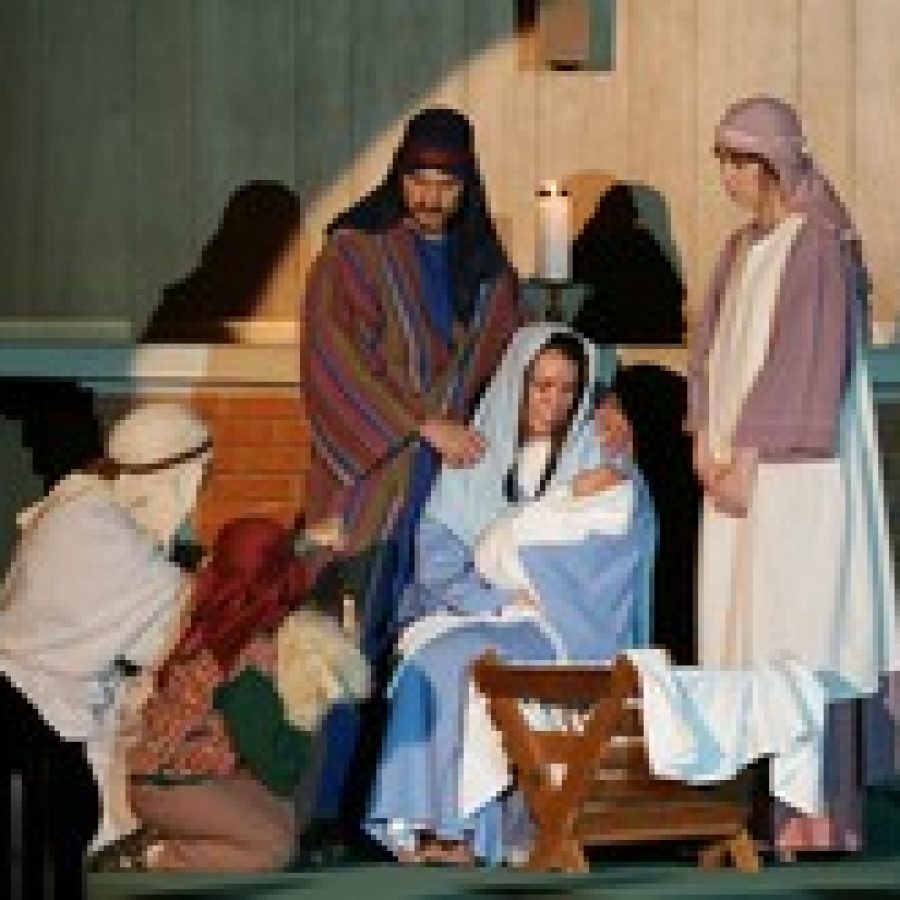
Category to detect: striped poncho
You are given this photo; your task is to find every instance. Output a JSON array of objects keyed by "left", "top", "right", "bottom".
[{"left": 303, "top": 220, "right": 521, "bottom": 562}]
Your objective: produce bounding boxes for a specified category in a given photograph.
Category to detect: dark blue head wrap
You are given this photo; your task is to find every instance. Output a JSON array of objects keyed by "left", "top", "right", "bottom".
[{"left": 328, "top": 107, "right": 510, "bottom": 323}]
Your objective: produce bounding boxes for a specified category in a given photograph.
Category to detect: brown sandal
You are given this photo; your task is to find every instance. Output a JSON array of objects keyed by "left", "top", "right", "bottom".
[
  {"left": 89, "top": 827, "right": 162, "bottom": 872},
  {"left": 417, "top": 836, "right": 474, "bottom": 866}
]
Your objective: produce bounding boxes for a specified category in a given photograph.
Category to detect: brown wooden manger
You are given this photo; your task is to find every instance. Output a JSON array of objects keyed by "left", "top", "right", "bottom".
[{"left": 470, "top": 651, "right": 761, "bottom": 874}]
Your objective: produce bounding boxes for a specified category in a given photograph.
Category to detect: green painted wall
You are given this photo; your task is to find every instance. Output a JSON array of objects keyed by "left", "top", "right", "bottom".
[{"left": 0, "top": 0, "right": 511, "bottom": 336}]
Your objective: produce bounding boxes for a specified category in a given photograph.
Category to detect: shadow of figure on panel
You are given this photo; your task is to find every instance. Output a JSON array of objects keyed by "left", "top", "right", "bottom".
[
  {"left": 0, "top": 378, "right": 103, "bottom": 492},
  {"left": 611, "top": 363, "right": 700, "bottom": 664},
  {"left": 572, "top": 182, "right": 685, "bottom": 346},
  {"left": 141, "top": 181, "right": 304, "bottom": 344}
]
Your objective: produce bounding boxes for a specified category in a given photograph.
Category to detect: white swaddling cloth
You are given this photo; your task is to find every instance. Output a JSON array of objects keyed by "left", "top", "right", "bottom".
[
  {"left": 396, "top": 438, "right": 639, "bottom": 817},
  {"left": 459, "top": 460, "right": 636, "bottom": 818},
  {"left": 473, "top": 480, "right": 635, "bottom": 598},
  {"left": 474, "top": 432, "right": 635, "bottom": 597},
  {"left": 398, "top": 453, "right": 635, "bottom": 665},
  {"left": 625, "top": 648, "right": 827, "bottom": 816}
]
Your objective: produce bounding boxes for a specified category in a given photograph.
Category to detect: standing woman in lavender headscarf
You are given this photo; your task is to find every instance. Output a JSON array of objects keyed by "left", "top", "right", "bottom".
[{"left": 687, "top": 96, "right": 897, "bottom": 856}]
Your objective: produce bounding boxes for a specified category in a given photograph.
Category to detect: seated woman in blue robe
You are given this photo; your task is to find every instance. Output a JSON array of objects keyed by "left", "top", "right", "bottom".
[{"left": 364, "top": 324, "right": 657, "bottom": 866}]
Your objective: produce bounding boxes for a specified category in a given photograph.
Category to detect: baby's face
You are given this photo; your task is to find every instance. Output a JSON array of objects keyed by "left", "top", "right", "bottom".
[{"left": 594, "top": 395, "right": 632, "bottom": 457}]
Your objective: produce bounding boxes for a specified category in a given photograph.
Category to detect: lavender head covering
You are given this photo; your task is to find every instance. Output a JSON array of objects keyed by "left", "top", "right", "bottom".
[{"left": 715, "top": 96, "right": 858, "bottom": 246}]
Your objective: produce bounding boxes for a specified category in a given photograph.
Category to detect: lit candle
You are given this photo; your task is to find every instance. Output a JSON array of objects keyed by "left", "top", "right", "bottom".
[{"left": 536, "top": 180, "right": 571, "bottom": 282}]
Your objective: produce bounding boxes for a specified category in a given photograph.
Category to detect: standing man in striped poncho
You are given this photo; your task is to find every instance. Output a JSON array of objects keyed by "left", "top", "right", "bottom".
[{"left": 301, "top": 107, "right": 522, "bottom": 846}]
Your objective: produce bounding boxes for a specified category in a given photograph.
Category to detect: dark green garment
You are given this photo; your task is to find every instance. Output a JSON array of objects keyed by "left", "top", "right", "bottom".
[{"left": 213, "top": 666, "right": 312, "bottom": 798}]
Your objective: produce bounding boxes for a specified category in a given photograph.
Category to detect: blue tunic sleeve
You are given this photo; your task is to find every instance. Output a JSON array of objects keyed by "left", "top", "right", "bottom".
[
  {"left": 518, "top": 476, "right": 657, "bottom": 661},
  {"left": 394, "top": 517, "right": 510, "bottom": 628}
]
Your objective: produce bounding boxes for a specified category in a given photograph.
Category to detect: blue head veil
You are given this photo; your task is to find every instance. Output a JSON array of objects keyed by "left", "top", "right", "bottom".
[{"left": 424, "top": 323, "right": 610, "bottom": 547}]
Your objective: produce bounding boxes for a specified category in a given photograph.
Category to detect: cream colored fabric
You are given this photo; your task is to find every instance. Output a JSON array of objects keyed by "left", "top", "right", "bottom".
[
  {"left": 0, "top": 491, "right": 189, "bottom": 853},
  {"left": 105, "top": 401, "right": 209, "bottom": 467},
  {"left": 15, "top": 402, "right": 211, "bottom": 548},
  {"left": 105, "top": 402, "right": 211, "bottom": 546},
  {"left": 699, "top": 238, "right": 897, "bottom": 700},
  {"left": 5, "top": 402, "right": 209, "bottom": 853},
  {"left": 706, "top": 213, "right": 806, "bottom": 463},
  {"left": 15, "top": 472, "right": 109, "bottom": 533},
  {"left": 275, "top": 609, "right": 370, "bottom": 731}
]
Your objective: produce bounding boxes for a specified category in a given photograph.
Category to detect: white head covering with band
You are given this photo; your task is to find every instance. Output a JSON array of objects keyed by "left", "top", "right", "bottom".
[
  {"left": 105, "top": 402, "right": 211, "bottom": 546},
  {"left": 17, "top": 402, "right": 211, "bottom": 547}
]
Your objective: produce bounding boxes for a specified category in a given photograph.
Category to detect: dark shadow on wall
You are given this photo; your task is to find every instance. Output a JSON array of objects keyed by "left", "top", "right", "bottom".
[
  {"left": 611, "top": 363, "right": 700, "bottom": 664},
  {"left": 0, "top": 379, "right": 207, "bottom": 573},
  {"left": 0, "top": 378, "right": 103, "bottom": 492},
  {"left": 141, "top": 181, "right": 304, "bottom": 343},
  {"left": 0, "top": 4, "right": 532, "bottom": 333},
  {"left": 572, "top": 183, "right": 686, "bottom": 346},
  {"left": 0, "top": 377, "right": 103, "bottom": 568}
]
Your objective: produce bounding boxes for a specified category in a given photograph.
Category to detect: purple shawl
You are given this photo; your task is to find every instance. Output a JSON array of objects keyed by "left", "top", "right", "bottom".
[{"left": 688, "top": 97, "right": 861, "bottom": 460}]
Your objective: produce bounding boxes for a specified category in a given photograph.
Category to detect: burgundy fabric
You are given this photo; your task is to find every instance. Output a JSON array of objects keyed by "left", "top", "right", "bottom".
[
  {"left": 400, "top": 146, "right": 472, "bottom": 176},
  {"left": 165, "top": 517, "right": 306, "bottom": 679}
]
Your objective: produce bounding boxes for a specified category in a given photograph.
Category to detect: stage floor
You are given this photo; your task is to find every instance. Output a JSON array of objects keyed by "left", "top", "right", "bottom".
[{"left": 89, "top": 781, "right": 900, "bottom": 899}]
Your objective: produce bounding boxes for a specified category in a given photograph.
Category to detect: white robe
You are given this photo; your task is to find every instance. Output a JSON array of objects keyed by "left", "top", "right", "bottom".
[
  {"left": 0, "top": 484, "right": 186, "bottom": 849},
  {"left": 698, "top": 215, "right": 897, "bottom": 701}
]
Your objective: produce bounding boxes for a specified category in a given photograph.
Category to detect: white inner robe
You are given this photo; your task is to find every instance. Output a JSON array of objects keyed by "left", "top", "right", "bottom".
[{"left": 698, "top": 215, "right": 897, "bottom": 700}]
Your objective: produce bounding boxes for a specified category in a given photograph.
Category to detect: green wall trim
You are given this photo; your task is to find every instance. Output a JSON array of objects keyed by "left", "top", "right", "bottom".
[
  {"left": 0, "top": 343, "right": 298, "bottom": 388},
  {"left": 2, "top": 342, "right": 900, "bottom": 397}
]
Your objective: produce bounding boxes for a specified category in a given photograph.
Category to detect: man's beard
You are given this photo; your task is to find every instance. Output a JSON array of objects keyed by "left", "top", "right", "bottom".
[{"left": 411, "top": 206, "right": 452, "bottom": 234}]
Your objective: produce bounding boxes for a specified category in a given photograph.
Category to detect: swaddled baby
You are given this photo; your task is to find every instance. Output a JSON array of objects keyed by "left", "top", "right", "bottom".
[
  {"left": 394, "top": 393, "right": 638, "bottom": 662},
  {"left": 474, "top": 398, "right": 635, "bottom": 608}
]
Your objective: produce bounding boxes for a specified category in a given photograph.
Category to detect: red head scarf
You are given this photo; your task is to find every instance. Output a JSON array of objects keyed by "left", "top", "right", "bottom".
[{"left": 164, "top": 516, "right": 308, "bottom": 680}]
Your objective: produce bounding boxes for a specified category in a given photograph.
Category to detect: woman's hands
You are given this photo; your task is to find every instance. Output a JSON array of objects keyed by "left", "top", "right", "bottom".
[
  {"left": 509, "top": 589, "right": 540, "bottom": 611},
  {"left": 692, "top": 431, "right": 755, "bottom": 517},
  {"left": 419, "top": 417, "right": 486, "bottom": 467},
  {"left": 571, "top": 465, "right": 624, "bottom": 497}
]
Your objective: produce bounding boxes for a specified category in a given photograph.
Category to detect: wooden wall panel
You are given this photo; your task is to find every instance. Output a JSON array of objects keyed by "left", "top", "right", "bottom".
[
  {"left": 855, "top": 0, "right": 900, "bottom": 326},
  {"left": 0, "top": 0, "right": 42, "bottom": 316},
  {"left": 799, "top": 0, "right": 855, "bottom": 209},
  {"left": 133, "top": 1, "right": 198, "bottom": 332},
  {"left": 534, "top": 0, "right": 629, "bottom": 281},
  {"left": 625, "top": 0, "right": 698, "bottom": 309},
  {"left": 37, "top": 0, "right": 136, "bottom": 320},
  {"left": 537, "top": 57, "right": 629, "bottom": 252},
  {"left": 695, "top": 0, "right": 799, "bottom": 312},
  {"left": 348, "top": 0, "right": 468, "bottom": 205},
  {"left": 193, "top": 0, "right": 298, "bottom": 253},
  {"left": 464, "top": 0, "right": 537, "bottom": 274},
  {"left": 275, "top": 0, "right": 354, "bottom": 330},
  {"left": 295, "top": 0, "right": 353, "bottom": 249},
  {"left": 1, "top": 0, "right": 899, "bottom": 338}
]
